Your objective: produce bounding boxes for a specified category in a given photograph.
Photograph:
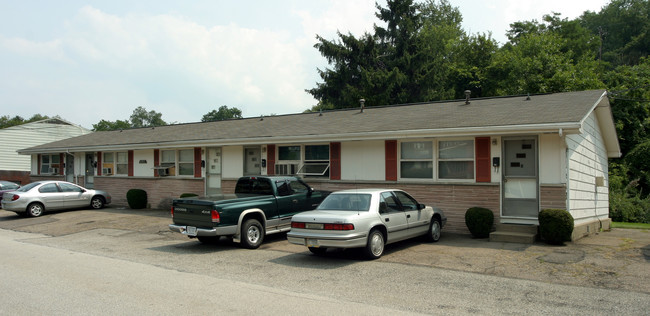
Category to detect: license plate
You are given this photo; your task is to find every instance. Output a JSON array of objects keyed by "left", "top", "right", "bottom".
[
  {"left": 186, "top": 226, "right": 197, "bottom": 236},
  {"left": 306, "top": 239, "right": 319, "bottom": 247},
  {"left": 306, "top": 223, "right": 323, "bottom": 229}
]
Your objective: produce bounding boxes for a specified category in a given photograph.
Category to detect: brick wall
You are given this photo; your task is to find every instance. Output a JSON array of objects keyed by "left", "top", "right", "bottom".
[
  {"left": 95, "top": 177, "right": 205, "bottom": 209},
  {"left": 0, "top": 170, "right": 31, "bottom": 185},
  {"left": 540, "top": 185, "right": 568, "bottom": 210}
]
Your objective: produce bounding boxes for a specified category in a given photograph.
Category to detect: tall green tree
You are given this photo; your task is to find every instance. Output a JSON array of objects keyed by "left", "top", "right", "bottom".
[
  {"left": 201, "top": 106, "right": 243, "bottom": 122},
  {"left": 307, "top": 0, "right": 468, "bottom": 108},
  {"left": 129, "top": 106, "right": 166, "bottom": 128},
  {"left": 581, "top": 0, "right": 650, "bottom": 67}
]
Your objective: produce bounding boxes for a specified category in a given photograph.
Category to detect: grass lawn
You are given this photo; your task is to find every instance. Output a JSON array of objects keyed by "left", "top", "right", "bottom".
[{"left": 612, "top": 222, "right": 650, "bottom": 230}]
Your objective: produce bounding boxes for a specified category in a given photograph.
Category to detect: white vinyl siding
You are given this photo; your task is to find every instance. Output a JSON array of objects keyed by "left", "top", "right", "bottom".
[{"left": 566, "top": 112, "right": 609, "bottom": 223}]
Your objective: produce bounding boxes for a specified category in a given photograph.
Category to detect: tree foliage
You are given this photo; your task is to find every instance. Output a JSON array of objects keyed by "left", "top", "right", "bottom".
[
  {"left": 201, "top": 106, "right": 243, "bottom": 122},
  {"left": 92, "top": 107, "right": 167, "bottom": 131},
  {"left": 0, "top": 114, "right": 50, "bottom": 129}
]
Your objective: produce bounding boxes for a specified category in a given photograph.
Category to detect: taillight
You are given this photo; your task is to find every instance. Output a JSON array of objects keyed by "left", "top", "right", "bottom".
[
  {"left": 324, "top": 223, "right": 354, "bottom": 230},
  {"left": 211, "top": 210, "right": 220, "bottom": 223},
  {"left": 170, "top": 207, "right": 174, "bottom": 218},
  {"left": 291, "top": 222, "right": 305, "bottom": 229},
  {"left": 11, "top": 194, "right": 19, "bottom": 201}
]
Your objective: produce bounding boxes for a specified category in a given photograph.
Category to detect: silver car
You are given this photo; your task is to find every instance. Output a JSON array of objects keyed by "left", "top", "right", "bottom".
[
  {"left": 1, "top": 181, "right": 111, "bottom": 217},
  {"left": 287, "top": 189, "right": 446, "bottom": 259}
]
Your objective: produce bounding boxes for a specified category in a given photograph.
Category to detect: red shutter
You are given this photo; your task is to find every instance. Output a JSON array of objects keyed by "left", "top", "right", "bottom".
[
  {"left": 153, "top": 149, "right": 159, "bottom": 177},
  {"left": 97, "top": 152, "right": 102, "bottom": 176},
  {"left": 385, "top": 140, "right": 397, "bottom": 181},
  {"left": 128, "top": 150, "right": 134, "bottom": 177},
  {"left": 475, "top": 137, "right": 491, "bottom": 183},
  {"left": 330, "top": 142, "right": 341, "bottom": 180},
  {"left": 267, "top": 145, "right": 276, "bottom": 175},
  {"left": 194, "top": 147, "right": 202, "bottom": 178},
  {"left": 59, "top": 154, "right": 64, "bottom": 175}
]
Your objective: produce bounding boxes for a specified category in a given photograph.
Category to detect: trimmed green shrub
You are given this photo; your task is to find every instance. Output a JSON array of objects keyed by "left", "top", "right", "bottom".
[
  {"left": 465, "top": 207, "right": 494, "bottom": 238},
  {"left": 539, "top": 209, "right": 574, "bottom": 245},
  {"left": 180, "top": 193, "right": 199, "bottom": 198},
  {"left": 126, "top": 189, "right": 148, "bottom": 209}
]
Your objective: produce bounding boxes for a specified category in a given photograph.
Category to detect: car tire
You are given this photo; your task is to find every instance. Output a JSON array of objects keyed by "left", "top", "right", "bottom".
[
  {"left": 197, "top": 236, "right": 220, "bottom": 244},
  {"left": 27, "top": 203, "right": 44, "bottom": 217},
  {"left": 90, "top": 196, "right": 105, "bottom": 209},
  {"left": 364, "top": 229, "right": 385, "bottom": 259},
  {"left": 308, "top": 247, "right": 327, "bottom": 256},
  {"left": 426, "top": 218, "right": 442, "bottom": 242},
  {"left": 241, "top": 219, "right": 264, "bottom": 249}
]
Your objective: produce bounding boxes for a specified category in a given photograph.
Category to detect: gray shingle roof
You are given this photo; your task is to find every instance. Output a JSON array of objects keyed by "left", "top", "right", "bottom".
[{"left": 20, "top": 90, "right": 608, "bottom": 153}]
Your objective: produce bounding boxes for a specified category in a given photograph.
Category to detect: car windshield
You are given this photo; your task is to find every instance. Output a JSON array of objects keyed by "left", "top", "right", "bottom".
[
  {"left": 317, "top": 193, "right": 371, "bottom": 211},
  {"left": 15, "top": 182, "right": 41, "bottom": 192}
]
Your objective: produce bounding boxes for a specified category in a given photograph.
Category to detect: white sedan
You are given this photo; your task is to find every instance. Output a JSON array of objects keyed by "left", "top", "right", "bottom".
[{"left": 287, "top": 189, "right": 446, "bottom": 259}]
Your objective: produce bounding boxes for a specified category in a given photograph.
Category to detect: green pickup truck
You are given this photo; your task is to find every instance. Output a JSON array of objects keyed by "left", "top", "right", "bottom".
[{"left": 169, "top": 176, "right": 330, "bottom": 249}]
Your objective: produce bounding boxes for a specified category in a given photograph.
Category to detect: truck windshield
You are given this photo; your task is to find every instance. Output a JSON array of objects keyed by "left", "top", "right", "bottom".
[
  {"left": 317, "top": 193, "right": 371, "bottom": 211},
  {"left": 235, "top": 178, "right": 274, "bottom": 195}
]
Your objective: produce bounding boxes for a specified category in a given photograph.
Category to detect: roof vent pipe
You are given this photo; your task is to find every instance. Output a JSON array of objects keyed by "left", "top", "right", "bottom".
[
  {"left": 359, "top": 98, "right": 366, "bottom": 113},
  {"left": 464, "top": 90, "right": 471, "bottom": 105}
]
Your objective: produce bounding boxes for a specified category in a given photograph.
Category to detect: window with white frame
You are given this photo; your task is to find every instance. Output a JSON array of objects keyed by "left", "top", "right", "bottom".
[
  {"left": 400, "top": 141, "right": 433, "bottom": 179},
  {"left": 116, "top": 152, "right": 128, "bottom": 175},
  {"left": 438, "top": 140, "right": 474, "bottom": 180},
  {"left": 160, "top": 149, "right": 194, "bottom": 176},
  {"left": 178, "top": 149, "right": 194, "bottom": 176},
  {"left": 276, "top": 145, "right": 301, "bottom": 175},
  {"left": 102, "top": 152, "right": 114, "bottom": 175},
  {"left": 297, "top": 144, "right": 330, "bottom": 177},
  {"left": 40, "top": 154, "right": 61, "bottom": 174}
]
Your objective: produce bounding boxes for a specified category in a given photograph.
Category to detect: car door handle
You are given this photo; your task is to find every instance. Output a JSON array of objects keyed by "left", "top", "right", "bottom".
[
  {"left": 407, "top": 214, "right": 411, "bottom": 218},
  {"left": 292, "top": 199, "right": 298, "bottom": 204}
]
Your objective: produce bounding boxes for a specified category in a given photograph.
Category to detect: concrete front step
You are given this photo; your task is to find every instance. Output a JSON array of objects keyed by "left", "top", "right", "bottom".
[
  {"left": 489, "top": 231, "right": 536, "bottom": 244},
  {"left": 489, "top": 224, "right": 538, "bottom": 243}
]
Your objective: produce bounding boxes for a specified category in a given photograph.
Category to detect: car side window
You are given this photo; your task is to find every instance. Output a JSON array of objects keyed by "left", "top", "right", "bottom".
[
  {"left": 394, "top": 191, "right": 418, "bottom": 210},
  {"left": 276, "top": 181, "right": 292, "bottom": 196},
  {"left": 289, "top": 180, "right": 309, "bottom": 194},
  {"left": 380, "top": 192, "right": 401, "bottom": 213},
  {"left": 39, "top": 183, "right": 60, "bottom": 193},
  {"left": 59, "top": 183, "right": 83, "bottom": 193}
]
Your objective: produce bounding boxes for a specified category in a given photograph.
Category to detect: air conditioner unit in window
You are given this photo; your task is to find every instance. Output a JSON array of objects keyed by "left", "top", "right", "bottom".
[
  {"left": 51, "top": 168, "right": 59, "bottom": 174},
  {"left": 275, "top": 164, "right": 298, "bottom": 175},
  {"left": 102, "top": 168, "right": 112, "bottom": 175},
  {"left": 157, "top": 168, "right": 168, "bottom": 176}
]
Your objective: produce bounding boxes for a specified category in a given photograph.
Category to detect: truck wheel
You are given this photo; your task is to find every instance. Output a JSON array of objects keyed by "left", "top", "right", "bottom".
[{"left": 241, "top": 219, "right": 264, "bottom": 249}]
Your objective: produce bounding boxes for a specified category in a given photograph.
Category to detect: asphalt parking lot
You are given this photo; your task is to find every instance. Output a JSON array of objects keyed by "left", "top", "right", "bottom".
[{"left": 1, "top": 206, "right": 648, "bottom": 294}]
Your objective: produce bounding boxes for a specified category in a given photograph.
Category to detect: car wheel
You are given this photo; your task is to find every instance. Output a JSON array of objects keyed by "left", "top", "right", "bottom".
[
  {"left": 308, "top": 247, "right": 327, "bottom": 256},
  {"left": 241, "top": 219, "right": 264, "bottom": 249},
  {"left": 27, "top": 203, "right": 44, "bottom": 217},
  {"left": 90, "top": 196, "right": 105, "bottom": 209},
  {"left": 426, "top": 218, "right": 442, "bottom": 242},
  {"left": 197, "top": 236, "right": 220, "bottom": 244},
  {"left": 364, "top": 229, "right": 385, "bottom": 259}
]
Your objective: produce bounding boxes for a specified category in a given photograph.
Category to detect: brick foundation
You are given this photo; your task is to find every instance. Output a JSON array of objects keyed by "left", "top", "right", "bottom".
[
  {"left": 94, "top": 177, "right": 205, "bottom": 209},
  {"left": 0, "top": 170, "right": 31, "bottom": 186}
]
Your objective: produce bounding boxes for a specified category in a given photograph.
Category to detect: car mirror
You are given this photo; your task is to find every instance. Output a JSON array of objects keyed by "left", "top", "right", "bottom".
[{"left": 417, "top": 203, "right": 425, "bottom": 210}]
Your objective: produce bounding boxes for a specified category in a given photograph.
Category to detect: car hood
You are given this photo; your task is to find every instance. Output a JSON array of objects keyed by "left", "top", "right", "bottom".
[{"left": 291, "top": 210, "right": 371, "bottom": 223}]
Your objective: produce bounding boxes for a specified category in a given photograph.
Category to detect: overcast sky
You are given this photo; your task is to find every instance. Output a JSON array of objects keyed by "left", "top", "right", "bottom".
[{"left": 0, "top": 0, "right": 609, "bottom": 129}]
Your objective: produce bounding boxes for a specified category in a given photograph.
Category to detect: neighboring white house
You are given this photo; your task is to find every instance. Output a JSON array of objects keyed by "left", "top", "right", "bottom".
[
  {"left": 0, "top": 118, "right": 91, "bottom": 184},
  {"left": 18, "top": 90, "right": 621, "bottom": 240}
]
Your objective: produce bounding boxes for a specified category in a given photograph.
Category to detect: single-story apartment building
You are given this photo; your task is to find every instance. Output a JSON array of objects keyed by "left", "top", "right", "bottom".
[{"left": 19, "top": 90, "right": 620, "bottom": 239}]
